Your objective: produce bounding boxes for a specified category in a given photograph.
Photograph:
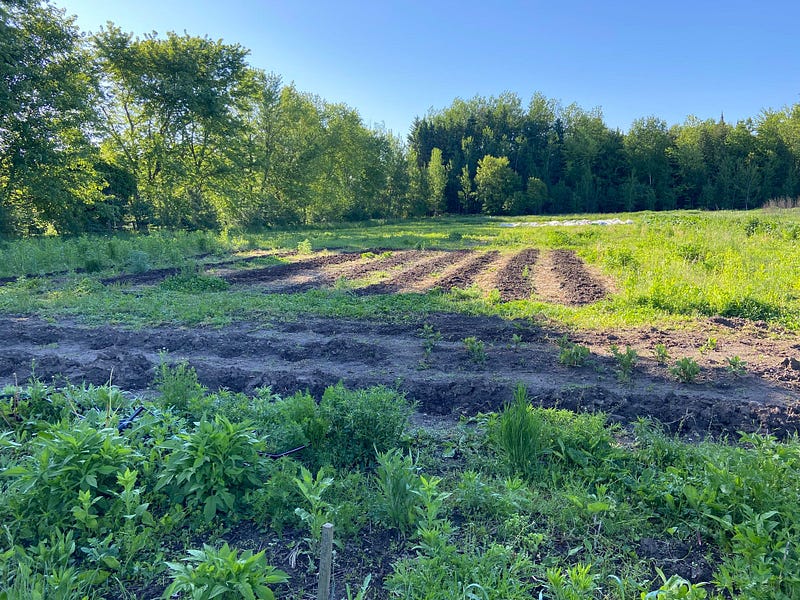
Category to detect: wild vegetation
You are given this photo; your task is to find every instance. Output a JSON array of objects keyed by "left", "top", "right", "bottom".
[
  {"left": 4, "top": 0, "right": 800, "bottom": 237},
  {"left": 0, "top": 373, "right": 798, "bottom": 599}
]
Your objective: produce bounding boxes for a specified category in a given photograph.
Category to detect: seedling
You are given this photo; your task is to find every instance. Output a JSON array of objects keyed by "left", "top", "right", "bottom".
[
  {"left": 726, "top": 355, "right": 747, "bottom": 376},
  {"left": 699, "top": 336, "right": 718, "bottom": 354},
  {"left": 418, "top": 323, "right": 442, "bottom": 368},
  {"left": 610, "top": 344, "right": 637, "bottom": 382},
  {"left": 557, "top": 336, "right": 590, "bottom": 367},
  {"left": 653, "top": 343, "right": 670, "bottom": 365},
  {"left": 463, "top": 336, "right": 487, "bottom": 364},
  {"left": 670, "top": 357, "right": 701, "bottom": 383}
]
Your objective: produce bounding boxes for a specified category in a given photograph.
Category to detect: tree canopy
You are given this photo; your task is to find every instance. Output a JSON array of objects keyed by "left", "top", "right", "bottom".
[{"left": 3, "top": 0, "right": 800, "bottom": 236}]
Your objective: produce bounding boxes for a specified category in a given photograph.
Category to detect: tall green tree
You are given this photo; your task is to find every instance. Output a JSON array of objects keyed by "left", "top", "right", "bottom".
[
  {"left": 94, "top": 26, "right": 253, "bottom": 229},
  {"left": 426, "top": 147, "right": 448, "bottom": 215},
  {"left": 474, "top": 155, "right": 521, "bottom": 215},
  {"left": 0, "top": 0, "right": 102, "bottom": 234}
]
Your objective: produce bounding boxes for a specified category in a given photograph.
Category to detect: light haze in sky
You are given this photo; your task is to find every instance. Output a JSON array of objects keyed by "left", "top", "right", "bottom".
[{"left": 57, "top": 0, "right": 800, "bottom": 137}]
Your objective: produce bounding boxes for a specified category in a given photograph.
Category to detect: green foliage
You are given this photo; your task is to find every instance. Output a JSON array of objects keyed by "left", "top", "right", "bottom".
[
  {"left": 643, "top": 569, "right": 707, "bottom": 599},
  {"left": 669, "top": 357, "right": 701, "bottom": 383},
  {"left": 3, "top": 421, "right": 135, "bottom": 536},
  {"left": 296, "top": 239, "right": 313, "bottom": 254},
  {"left": 163, "top": 543, "right": 288, "bottom": 600},
  {"left": 156, "top": 416, "right": 263, "bottom": 522},
  {"left": 698, "top": 337, "right": 717, "bottom": 354},
  {"left": 245, "top": 457, "right": 304, "bottom": 535},
  {"left": 493, "top": 384, "right": 549, "bottom": 478},
  {"left": 546, "top": 563, "right": 599, "bottom": 600},
  {"left": 317, "top": 384, "right": 413, "bottom": 469},
  {"left": 725, "top": 355, "right": 747, "bottom": 376},
  {"left": 154, "top": 359, "right": 207, "bottom": 414},
  {"left": 293, "top": 466, "right": 335, "bottom": 542},
  {"left": 463, "top": 336, "right": 487, "bottom": 364},
  {"left": 557, "top": 336, "right": 590, "bottom": 367},
  {"left": 653, "top": 344, "right": 670, "bottom": 365},
  {"left": 375, "top": 448, "right": 422, "bottom": 533},
  {"left": 159, "top": 271, "right": 230, "bottom": 293},
  {"left": 610, "top": 344, "right": 637, "bottom": 382}
]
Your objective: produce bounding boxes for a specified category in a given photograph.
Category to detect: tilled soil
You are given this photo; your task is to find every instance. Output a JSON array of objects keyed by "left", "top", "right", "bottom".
[
  {"left": 97, "top": 249, "right": 609, "bottom": 305},
  {"left": 2, "top": 313, "right": 799, "bottom": 438}
]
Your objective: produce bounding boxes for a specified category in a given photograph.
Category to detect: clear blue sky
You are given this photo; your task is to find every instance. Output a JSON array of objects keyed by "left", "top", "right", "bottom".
[{"left": 58, "top": 0, "right": 800, "bottom": 138}]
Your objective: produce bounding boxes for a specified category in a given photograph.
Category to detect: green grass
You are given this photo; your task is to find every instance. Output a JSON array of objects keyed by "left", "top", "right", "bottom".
[{"left": 2, "top": 209, "right": 800, "bottom": 330}]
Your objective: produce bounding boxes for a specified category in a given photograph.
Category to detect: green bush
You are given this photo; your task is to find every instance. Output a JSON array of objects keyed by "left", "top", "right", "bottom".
[
  {"left": 156, "top": 416, "right": 264, "bottom": 522},
  {"left": 159, "top": 271, "right": 230, "bottom": 293},
  {"left": 317, "top": 384, "right": 413, "bottom": 469},
  {"left": 154, "top": 359, "right": 207, "bottom": 415},
  {"left": 669, "top": 357, "right": 701, "bottom": 383},
  {"left": 164, "top": 543, "right": 288, "bottom": 600},
  {"left": 557, "top": 336, "right": 590, "bottom": 367},
  {"left": 245, "top": 457, "right": 304, "bottom": 535}
]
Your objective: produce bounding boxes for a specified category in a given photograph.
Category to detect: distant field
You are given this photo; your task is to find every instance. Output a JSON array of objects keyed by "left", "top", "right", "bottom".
[{"left": 1, "top": 209, "right": 799, "bottom": 330}]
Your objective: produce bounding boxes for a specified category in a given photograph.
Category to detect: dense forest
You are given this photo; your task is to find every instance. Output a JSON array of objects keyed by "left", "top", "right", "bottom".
[{"left": 3, "top": 0, "right": 800, "bottom": 236}]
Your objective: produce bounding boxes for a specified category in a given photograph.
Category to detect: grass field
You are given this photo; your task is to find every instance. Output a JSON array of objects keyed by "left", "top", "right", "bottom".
[{"left": 1, "top": 209, "right": 800, "bottom": 599}]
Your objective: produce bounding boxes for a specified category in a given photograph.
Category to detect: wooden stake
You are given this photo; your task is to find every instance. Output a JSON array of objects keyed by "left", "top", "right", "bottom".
[{"left": 317, "top": 522, "right": 334, "bottom": 600}]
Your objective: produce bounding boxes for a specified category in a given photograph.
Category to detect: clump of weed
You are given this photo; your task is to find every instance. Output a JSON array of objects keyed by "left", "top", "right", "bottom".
[
  {"left": 154, "top": 358, "right": 207, "bottom": 414},
  {"left": 557, "top": 336, "right": 590, "bottom": 367},
  {"left": 726, "top": 355, "right": 747, "bottom": 376},
  {"left": 510, "top": 333, "right": 523, "bottom": 351},
  {"left": 610, "top": 344, "right": 637, "bottom": 382},
  {"left": 159, "top": 271, "right": 229, "bottom": 293},
  {"left": 375, "top": 448, "right": 421, "bottom": 534},
  {"left": 463, "top": 336, "right": 487, "bottom": 364},
  {"left": 493, "top": 384, "right": 550, "bottom": 478},
  {"left": 670, "top": 357, "right": 701, "bottom": 383},
  {"left": 699, "top": 336, "right": 718, "bottom": 354},
  {"left": 653, "top": 343, "right": 670, "bottom": 365},
  {"left": 419, "top": 323, "right": 442, "bottom": 368},
  {"left": 296, "top": 238, "right": 313, "bottom": 254},
  {"left": 447, "top": 231, "right": 463, "bottom": 241},
  {"left": 125, "top": 250, "right": 150, "bottom": 274}
]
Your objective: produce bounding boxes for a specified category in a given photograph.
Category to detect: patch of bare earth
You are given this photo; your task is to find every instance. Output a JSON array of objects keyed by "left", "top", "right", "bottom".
[
  {"left": 533, "top": 249, "right": 607, "bottom": 305},
  {"left": 2, "top": 314, "right": 799, "bottom": 438},
  {"left": 492, "top": 248, "right": 540, "bottom": 301},
  {"left": 432, "top": 250, "right": 501, "bottom": 292}
]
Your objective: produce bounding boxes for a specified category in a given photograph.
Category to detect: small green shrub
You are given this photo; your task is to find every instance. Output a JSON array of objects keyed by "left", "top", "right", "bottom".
[
  {"left": 317, "top": 384, "right": 413, "bottom": 469},
  {"left": 557, "top": 336, "right": 590, "bottom": 367},
  {"left": 296, "top": 239, "right": 313, "bottom": 254},
  {"left": 669, "top": 357, "right": 701, "bottom": 383},
  {"left": 125, "top": 250, "right": 150, "bottom": 274},
  {"left": 246, "top": 457, "right": 304, "bottom": 535},
  {"left": 294, "top": 465, "right": 335, "bottom": 543},
  {"left": 463, "top": 336, "right": 487, "bottom": 364},
  {"left": 156, "top": 416, "right": 264, "bottom": 522},
  {"left": 154, "top": 359, "right": 207, "bottom": 415},
  {"left": 725, "top": 355, "right": 747, "bottom": 376},
  {"left": 653, "top": 343, "right": 670, "bottom": 365},
  {"left": 546, "top": 562, "right": 599, "bottom": 600},
  {"left": 164, "top": 543, "right": 288, "bottom": 600}
]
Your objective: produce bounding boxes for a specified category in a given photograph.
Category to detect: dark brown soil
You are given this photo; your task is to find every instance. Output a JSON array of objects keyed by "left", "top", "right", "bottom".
[
  {"left": 494, "top": 248, "right": 539, "bottom": 301},
  {"left": 433, "top": 250, "right": 500, "bottom": 292},
  {"left": 547, "top": 249, "right": 607, "bottom": 305},
  {"left": 358, "top": 251, "right": 468, "bottom": 295},
  {"left": 2, "top": 313, "right": 799, "bottom": 439}
]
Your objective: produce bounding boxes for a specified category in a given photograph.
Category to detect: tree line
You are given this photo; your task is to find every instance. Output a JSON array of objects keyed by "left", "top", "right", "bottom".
[{"left": 3, "top": 1, "right": 800, "bottom": 236}]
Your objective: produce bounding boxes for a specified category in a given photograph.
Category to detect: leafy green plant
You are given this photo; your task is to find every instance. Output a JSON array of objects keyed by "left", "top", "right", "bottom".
[
  {"left": 296, "top": 239, "right": 313, "bottom": 254},
  {"left": 463, "top": 336, "right": 487, "bottom": 364},
  {"left": 415, "top": 474, "right": 451, "bottom": 531},
  {"left": 669, "top": 357, "right": 701, "bottom": 383},
  {"left": 245, "top": 457, "right": 304, "bottom": 535},
  {"left": 154, "top": 358, "right": 207, "bottom": 415},
  {"left": 725, "top": 355, "right": 747, "bottom": 376},
  {"left": 317, "top": 384, "right": 413, "bottom": 469},
  {"left": 557, "top": 336, "right": 590, "bottom": 367},
  {"left": 546, "top": 563, "right": 598, "bottom": 600},
  {"left": 375, "top": 448, "right": 421, "bottom": 534},
  {"left": 419, "top": 323, "right": 442, "bottom": 368},
  {"left": 653, "top": 343, "right": 670, "bottom": 365},
  {"left": 156, "top": 416, "right": 263, "bottom": 522},
  {"left": 293, "top": 466, "right": 335, "bottom": 543},
  {"left": 643, "top": 568, "right": 707, "bottom": 599},
  {"left": 698, "top": 337, "right": 717, "bottom": 354},
  {"left": 163, "top": 543, "right": 288, "bottom": 600},
  {"left": 610, "top": 344, "right": 637, "bottom": 382},
  {"left": 125, "top": 250, "right": 150, "bottom": 274}
]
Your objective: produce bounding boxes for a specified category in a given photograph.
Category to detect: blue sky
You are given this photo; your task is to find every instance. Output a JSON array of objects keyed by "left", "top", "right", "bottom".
[{"left": 58, "top": 0, "right": 800, "bottom": 138}]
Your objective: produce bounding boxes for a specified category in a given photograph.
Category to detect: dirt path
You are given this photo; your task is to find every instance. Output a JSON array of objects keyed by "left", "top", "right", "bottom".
[{"left": 2, "top": 314, "right": 799, "bottom": 438}]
